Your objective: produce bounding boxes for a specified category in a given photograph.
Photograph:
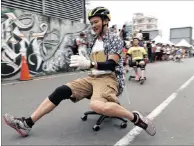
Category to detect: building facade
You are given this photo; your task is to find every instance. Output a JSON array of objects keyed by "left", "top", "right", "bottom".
[
  {"left": 85, "top": 0, "right": 91, "bottom": 24},
  {"left": 170, "top": 27, "right": 193, "bottom": 45},
  {"left": 1, "top": 0, "right": 90, "bottom": 80},
  {"left": 132, "top": 13, "right": 158, "bottom": 32},
  {"left": 124, "top": 21, "right": 133, "bottom": 39}
]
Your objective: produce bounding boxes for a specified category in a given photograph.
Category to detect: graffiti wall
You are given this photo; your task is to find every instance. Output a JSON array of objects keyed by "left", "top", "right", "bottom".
[{"left": 1, "top": 7, "right": 92, "bottom": 80}]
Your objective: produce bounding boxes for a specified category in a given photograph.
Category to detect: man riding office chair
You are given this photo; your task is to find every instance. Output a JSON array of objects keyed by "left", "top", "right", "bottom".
[{"left": 3, "top": 7, "right": 156, "bottom": 137}]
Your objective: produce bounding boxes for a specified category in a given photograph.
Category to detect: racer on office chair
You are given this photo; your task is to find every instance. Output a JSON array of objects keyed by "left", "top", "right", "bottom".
[
  {"left": 3, "top": 7, "right": 156, "bottom": 137},
  {"left": 127, "top": 37, "right": 148, "bottom": 84}
]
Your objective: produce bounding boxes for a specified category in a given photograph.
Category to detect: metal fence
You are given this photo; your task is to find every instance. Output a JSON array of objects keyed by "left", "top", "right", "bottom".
[{"left": 2, "top": 0, "right": 85, "bottom": 22}]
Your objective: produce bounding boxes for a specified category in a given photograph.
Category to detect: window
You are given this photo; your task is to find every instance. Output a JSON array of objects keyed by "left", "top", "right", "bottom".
[{"left": 137, "top": 20, "right": 143, "bottom": 23}]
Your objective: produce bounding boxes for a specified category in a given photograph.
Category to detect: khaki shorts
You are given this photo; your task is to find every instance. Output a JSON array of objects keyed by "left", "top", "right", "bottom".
[{"left": 66, "top": 73, "right": 119, "bottom": 103}]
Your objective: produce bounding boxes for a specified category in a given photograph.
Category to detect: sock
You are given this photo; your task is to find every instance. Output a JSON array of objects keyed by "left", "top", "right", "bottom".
[
  {"left": 25, "top": 117, "right": 34, "bottom": 128},
  {"left": 131, "top": 113, "right": 148, "bottom": 129},
  {"left": 131, "top": 113, "right": 139, "bottom": 123}
]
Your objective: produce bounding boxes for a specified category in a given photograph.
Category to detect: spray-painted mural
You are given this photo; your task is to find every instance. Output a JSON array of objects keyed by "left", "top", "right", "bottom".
[{"left": 1, "top": 7, "right": 92, "bottom": 79}]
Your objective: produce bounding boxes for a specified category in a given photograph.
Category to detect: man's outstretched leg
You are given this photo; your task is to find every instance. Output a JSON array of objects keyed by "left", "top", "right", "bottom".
[
  {"left": 3, "top": 76, "right": 93, "bottom": 137},
  {"left": 139, "top": 60, "right": 146, "bottom": 80},
  {"left": 90, "top": 76, "right": 156, "bottom": 136},
  {"left": 130, "top": 60, "right": 139, "bottom": 81},
  {"left": 3, "top": 85, "right": 73, "bottom": 137},
  {"left": 90, "top": 100, "right": 156, "bottom": 136},
  {"left": 133, "top": 66, "right": 139, "bottom": 81}
]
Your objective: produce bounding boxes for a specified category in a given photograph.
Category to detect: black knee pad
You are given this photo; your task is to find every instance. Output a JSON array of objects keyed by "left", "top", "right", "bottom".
[
  {"left": 140, "top": 67, "right": 145, "bottom": 70},
  {"left": 138, "top": 61, "right": 145, "bottom": 70},
  {"left": 140, "top": 64, "right": 145, "bottom": 70},
  {"left": 139, "top": 64, "right": 145, "bottom": 70},
  {"left": 131, "top": 60, "right": 137, "bottom": 67},
  {"left": 48, "top": 85, "right": 72, "bottom": 106}
]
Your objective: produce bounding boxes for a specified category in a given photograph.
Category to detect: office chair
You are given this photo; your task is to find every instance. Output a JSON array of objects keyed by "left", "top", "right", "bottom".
[
  {"left": 81, "top": 79, "right": 129, "bottom": 131},
  {"left": 81, "top": 102, "right": 128, "bottom": 131}
]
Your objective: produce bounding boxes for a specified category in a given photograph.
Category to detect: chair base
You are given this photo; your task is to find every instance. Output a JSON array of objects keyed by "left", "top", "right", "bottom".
[{"left": 81, "top": 111, "right": 128, "bottom": 131}]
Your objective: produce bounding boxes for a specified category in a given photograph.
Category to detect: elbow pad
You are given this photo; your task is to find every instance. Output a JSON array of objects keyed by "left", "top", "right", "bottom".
[{"left": 97, "top": 59, "right": 117, "bottom": 71}]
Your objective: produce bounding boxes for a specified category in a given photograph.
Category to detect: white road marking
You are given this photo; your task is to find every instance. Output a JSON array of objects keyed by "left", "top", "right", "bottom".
[
  {"left": 114, "top": 75, "right": 194, "bottom": 146},
  {"left": 2, "top": 71, "right": 88, "bottom": 86}
]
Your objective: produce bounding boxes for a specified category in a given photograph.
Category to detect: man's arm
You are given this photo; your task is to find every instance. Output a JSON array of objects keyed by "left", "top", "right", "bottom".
[
  {"left": 141, "top": 47, "right": 148, "bottom": 59},
  {"left": 126, "top": 47, "right": 132, "bottom": 58}
]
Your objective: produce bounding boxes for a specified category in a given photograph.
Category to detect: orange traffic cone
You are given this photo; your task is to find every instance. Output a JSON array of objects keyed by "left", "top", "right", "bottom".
[{"left": 19, "top": 55, "right": 31, "bottom": 81}]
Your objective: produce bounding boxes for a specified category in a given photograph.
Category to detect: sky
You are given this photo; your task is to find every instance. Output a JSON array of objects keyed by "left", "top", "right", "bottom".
[{"left": 86, "top": 0, "right": 194, "bottom": 40}]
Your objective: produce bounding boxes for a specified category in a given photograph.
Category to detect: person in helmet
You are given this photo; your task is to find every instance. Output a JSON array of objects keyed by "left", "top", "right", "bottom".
[
  {"left": 3, "top": 7, "right": 156, "bottom": 137},
  {"left": 136, "top": 30, "right": 144, "bottom": 47},
  {"left": 127, "top": 37, "right": 148, "bottom": 81},
  {"left": 76, "top": 32, "right": 88, "bottom": 56}
]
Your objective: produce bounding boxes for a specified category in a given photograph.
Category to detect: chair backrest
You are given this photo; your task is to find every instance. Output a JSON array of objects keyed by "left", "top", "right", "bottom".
[{"left": 118, "top": 74, "right": 131, "bottom": 104}]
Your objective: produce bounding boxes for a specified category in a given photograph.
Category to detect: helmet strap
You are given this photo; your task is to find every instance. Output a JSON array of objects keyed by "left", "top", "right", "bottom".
[{"left": 99, "top": 17, "right": 108, "bottom": 37}]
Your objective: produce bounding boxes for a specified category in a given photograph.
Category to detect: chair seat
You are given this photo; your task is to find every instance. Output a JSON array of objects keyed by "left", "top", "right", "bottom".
[{"left": 81, "top": 110, "right": 128, "bottom": 131}]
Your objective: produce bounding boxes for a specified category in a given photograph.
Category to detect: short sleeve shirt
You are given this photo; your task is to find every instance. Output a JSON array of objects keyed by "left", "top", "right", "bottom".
[{"left": 88, "top": 30, "right": 125, "bottom": 95}]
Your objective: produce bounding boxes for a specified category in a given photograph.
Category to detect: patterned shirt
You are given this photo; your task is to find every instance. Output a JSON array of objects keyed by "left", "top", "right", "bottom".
[{"left": 88, "top": 30, "right": 125, "bottom": 95}]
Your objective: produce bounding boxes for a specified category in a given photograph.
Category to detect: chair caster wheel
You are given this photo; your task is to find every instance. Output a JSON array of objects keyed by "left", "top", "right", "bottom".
[
  {"left": 93, "top": 125, "right": 100, "bottom": 131},
  {"left": 139, "top": 77, "right": 145, "bottom": 84},
  {"left": 130, "top": 76, "right": 135, "bottom": 78},
  {"left": 120, "top": 122, "right": 127, "bottom": 128},
  {"left": 81, "top": 115, "right": 87, "bottom": 121},
  {"left": 140, "top": 79, "right": 144, "bottom": 84}
]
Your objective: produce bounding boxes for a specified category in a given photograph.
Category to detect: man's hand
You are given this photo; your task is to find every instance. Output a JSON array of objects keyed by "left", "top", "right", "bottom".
[{"left": 70, "top": 55, "right": 91, "bottom": 69}]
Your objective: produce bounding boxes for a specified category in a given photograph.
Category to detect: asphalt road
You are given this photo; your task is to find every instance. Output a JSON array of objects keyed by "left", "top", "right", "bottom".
[{"left": 2, "top": 58, "right": 194, "bottom": 145}]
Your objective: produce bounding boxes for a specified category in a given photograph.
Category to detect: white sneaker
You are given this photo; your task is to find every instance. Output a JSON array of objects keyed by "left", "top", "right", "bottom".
[
  {"left": 132, "top": 111, "right": 156, "bottom": 136},
  {"left": 3, "top": 113, "right": 31, "bottom": 137}
]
